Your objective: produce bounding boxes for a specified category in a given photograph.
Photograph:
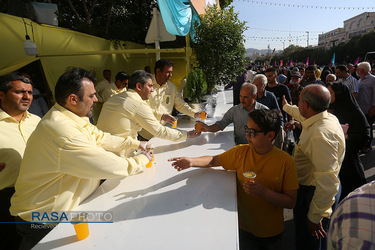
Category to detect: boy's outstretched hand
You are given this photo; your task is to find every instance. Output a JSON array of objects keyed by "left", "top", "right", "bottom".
[{"left": 168, "top": 157, "right": 193, "bottom": 171}]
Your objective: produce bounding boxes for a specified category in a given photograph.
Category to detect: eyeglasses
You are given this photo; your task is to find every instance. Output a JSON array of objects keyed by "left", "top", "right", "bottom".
[{"left": 244, "top": 125, "right": 265, "bottom": 138}]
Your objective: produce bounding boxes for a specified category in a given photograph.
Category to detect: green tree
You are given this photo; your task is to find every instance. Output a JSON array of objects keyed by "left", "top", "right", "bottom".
[{"left": 193, "top": 5, "right": 247, "bottom": 93}]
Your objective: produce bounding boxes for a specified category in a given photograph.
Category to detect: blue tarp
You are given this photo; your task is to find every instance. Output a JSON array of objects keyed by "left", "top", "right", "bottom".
[{"left": 157, "top": 0, "right": 200, "bottom": 41}]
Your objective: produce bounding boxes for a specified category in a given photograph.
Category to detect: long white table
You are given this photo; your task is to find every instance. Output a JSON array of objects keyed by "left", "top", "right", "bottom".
[{"left": 34, "top": 90, "right": 238, "bottom": 250}]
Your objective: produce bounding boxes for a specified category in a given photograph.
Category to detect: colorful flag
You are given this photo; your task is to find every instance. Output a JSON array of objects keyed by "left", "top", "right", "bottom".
[
  {"left": 354, "top": 57, "right": 360, "bottom": 65},
  {"left": 306, "top": 57, "right": 309, "bottom": 67},
  {"left": 331, "top": 53, "right": 336, "bottom": 67},
  {"left": 274, "top": 60, "right": 276, "bottom": 66},
  {"left": 290, "top": 59, "right": 293, "bottom": 66},
  {"left": 313, "top": 60, "right": 316, "bottom": 65},
  {"left": 280, "top": 60, "right": 283, "bottom": 67}
]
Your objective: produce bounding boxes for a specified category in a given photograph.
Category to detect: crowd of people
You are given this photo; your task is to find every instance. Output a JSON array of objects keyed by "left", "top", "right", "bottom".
[{"left": 0, "top": 59, "right": 374, "bottom": 249}]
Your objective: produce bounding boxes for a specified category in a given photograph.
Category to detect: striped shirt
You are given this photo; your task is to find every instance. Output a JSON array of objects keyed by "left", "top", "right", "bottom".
[{"left": 342, "top": 74, "right": 359, "bottom": 93}]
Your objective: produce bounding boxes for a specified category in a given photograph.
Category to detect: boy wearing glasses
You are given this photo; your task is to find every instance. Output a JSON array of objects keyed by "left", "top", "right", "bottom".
[{"left": 169, "top": 109, "right": 299, "bottom": 249}]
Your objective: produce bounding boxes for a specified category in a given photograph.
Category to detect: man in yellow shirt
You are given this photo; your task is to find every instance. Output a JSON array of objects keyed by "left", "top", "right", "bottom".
[
  {"left": 139, "top": 59, "right": 201, "bottom": 139},
  {"left": 169, "top": 109, "right": 298, "bottom": 249},
  {"left": 97, "top": 70, "right": 199, "bottom": 157},
  {"left": 93, "top": 69, "right": 113, "bottom": 123},
  {"left": 0, "top": 73, "right": 40, "bottom": 250},
  {"left": 101, "top": 71, "right": 129, "bottom": 103},
  {"left": 10, "top": 68, "right": 152, "bottom": 249},
  {"left": 282, "top": 84, "right": 345, "bottom": 250}
]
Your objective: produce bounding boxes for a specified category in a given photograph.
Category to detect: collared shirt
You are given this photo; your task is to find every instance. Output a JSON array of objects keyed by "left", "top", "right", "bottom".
[
  {"left": 97, "top": 89, "right": 187, "bottom": 145},
  {"left": 357, "top": 73, "right": 375, "bottom": 114},
  {"left": 101, "top": 82, "right": 126, "bottom": 103},
  {"left": 283, "top": 105, "right": 345, "bottom": 223},
  {"left": 149, "top": 78, "right": 196, "bottom": 120},
  {"left": 256, "top": 90, "right": 280, "bottom": 110},
  {"left": 328, "top": 181, "right": 375, "bottom": 250},
  {"left": 95, "top": 79, "right": 113, "bottom": 103},
  {"left": 0, "top": 109, "right": 40, "bottom": 190},
  {"left": 10, "top": 103, "right": 147, "bottom": 222},
  {"left": 342, "top": 74, "right": 359, "bottom": 93},
  {"left": 216, "top": 102, "right": 269, "bottom": 144}
]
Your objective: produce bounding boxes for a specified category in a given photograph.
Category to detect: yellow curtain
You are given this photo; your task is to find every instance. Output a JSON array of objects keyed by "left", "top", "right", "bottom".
[{"left": 0, "top": 13, "right": 188, "bottom": 95}]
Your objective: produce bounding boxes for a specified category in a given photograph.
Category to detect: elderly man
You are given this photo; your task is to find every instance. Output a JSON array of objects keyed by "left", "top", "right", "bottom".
[
  {"left": 139, "top": 59, "right": 201, "bottom": 140},
  {"left": 253, "top": 74, "right": 280, "bottom": 110},
  {"left": 10, "top": 68, "right": 152, "bottom": 249},
  {"left": 335, "top": 65, "right": 359, "bottom": 98},
  {"left": 356, "top": 62, "right": 375, "bottom": 153},
  {"left": 0, "top": 73, "right": 40, "bottom": 250},
  {"left": 97, "top": 70, "right": 199, "bottom": 156},
  {"left": 200, "top": 83, "right": 268, "bottom": 144},
  {"left": 325, "top": 74, "right": 336, "bottom": 85},
  {"left": 282, "top": 84, "right": 345, "bottom": 250},
  {"left": 300, "top": 65, "right": 325, "bottom": 87}
]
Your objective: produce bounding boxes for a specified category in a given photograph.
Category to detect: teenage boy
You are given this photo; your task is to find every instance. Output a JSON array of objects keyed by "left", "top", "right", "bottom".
[{"left": 169, "top": 109, "right": 299, "bottom": 249}]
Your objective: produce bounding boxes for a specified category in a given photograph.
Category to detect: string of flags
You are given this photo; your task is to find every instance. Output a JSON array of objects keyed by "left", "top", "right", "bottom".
[
  {"left": 247, "top": 27, "right": 324, "bottom": 34},
  {"left": 246, "top": 35, "right": 319, "bottom": 41},
  {"left": 238, "top": 0, "right": 375, "bottom": 10}
]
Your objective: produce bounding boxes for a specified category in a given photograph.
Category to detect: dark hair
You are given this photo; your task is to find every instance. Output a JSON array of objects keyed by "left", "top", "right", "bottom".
[
  {"left": 265, "top": 67, "right": 277, "bottom": 75},
  {"left": 103, "top": 69, "right": 111, "bottom": 74},
  {"left": 128, "top": 70, "right": 153, "bottom": 89},
  {"left": 306, "top": 65, "right": 317, "bottom": 71},
  {"left": 248, "top": 109, "right": 281, "bottom": 139},
  {"left": 336, "top": 65, "right": 348, "bottom": 73},
  {"left": 55, "top": 68, "right": 96, "bottom": 106},
  {"left": 154, "top": 59, "right": 173, "bottom": 74},
  {"left": 0, "top": 73, "right": 32, "bottom": 93},
  {"left": 300, "top": 84, "right": 330, "bottom": 112},
  {"left": 115, "top": 72, "right": 129, "bottom": 82}
]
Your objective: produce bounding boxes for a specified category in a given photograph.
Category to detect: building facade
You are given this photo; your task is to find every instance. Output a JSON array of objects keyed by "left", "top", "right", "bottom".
[{"left": 318, "top": 12, "right": 375, "bottom": 49}]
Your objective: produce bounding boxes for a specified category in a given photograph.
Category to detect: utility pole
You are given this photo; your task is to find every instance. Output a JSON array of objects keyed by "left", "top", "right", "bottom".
[{"left": 306, "top": 31, "right": 309, "bottom": 47}]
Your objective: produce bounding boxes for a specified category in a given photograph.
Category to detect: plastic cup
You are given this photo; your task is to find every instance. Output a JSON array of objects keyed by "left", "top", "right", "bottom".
[
  {"left": 72, "top": 213, "right": 89, "bottom": 241},
  {"left": 200, "top": 111, "right": 207, "bottom": 120},
  {"left": 195, "top": 122, "right": 202, "bottom": 135},
  {"left": 243, "top": 171, "right": 256, "bottom": 182},
  {"left": 146, "top": 154, "right": 154, "bottom": 168},
  {"left": 73, "top": 222, "right": 89, "bottom": 240},
  {"left": 172, "top": 119, "right": 178, "bottom": 127}
]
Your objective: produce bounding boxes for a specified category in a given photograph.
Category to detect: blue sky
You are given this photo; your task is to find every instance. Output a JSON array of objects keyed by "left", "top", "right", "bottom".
[{"left": 232, "top": 0, "right": 375, "bottom": 50}]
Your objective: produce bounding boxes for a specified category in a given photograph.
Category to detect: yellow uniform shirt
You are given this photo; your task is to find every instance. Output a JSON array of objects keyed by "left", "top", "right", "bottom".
[
  {"left": 0, "top": 109, "right": 40, "bottom": 190},
  {"left": 97, "top": 89, "right": 187, "bottom": 146},
  {"left": 101, "top": 82, "right": 126, "bottom": 103},
  {"left": 10, "top": 104, "right": 147, "bottom": 222},
  {"left": 148, "top": 78, "right": 196, "bottom": 120},
  {"left": 218, "top": 145, "right": 299, "bottom": 237},
  {"left": 95, "top": 79, "right": 112, "bottom": 103},
  {"left": 283, "top": 104, "right": 345, "bottom": 223}
]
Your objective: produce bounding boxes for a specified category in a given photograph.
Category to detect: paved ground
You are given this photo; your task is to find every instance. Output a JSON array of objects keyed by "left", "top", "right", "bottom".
[{"left": 280, "top": 140, "right": 375, "bottom": 250}]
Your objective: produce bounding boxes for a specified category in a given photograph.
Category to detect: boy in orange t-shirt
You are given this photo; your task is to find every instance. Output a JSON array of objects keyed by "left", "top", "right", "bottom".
[{"left": 169, "top": 109, "right": 299, "bottom": 249}]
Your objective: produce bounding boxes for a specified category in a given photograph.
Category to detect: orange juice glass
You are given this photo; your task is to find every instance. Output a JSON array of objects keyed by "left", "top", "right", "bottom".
[
  {"left": 195, "top": 122, "right": 202, "bottom": 135},
  {"left": 172, "top": 119, "right": 178, "bottom": 127},
  {"left": 73, "top": 221, "right": 89, "bottom": 240},
  {"left": 243, "top": 171, "right": 256, "bottom": 182},
  {"left": 146, "top": 154, "right": 154, "bottom": 168},
  {"left": 200, "top": 111, "right": 207, "bottom": 120}
]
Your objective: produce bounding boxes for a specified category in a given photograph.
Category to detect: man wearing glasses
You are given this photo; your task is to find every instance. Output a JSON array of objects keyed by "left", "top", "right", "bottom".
[{"left": 169, "top": 109, "right": 298, "bottom": 249}]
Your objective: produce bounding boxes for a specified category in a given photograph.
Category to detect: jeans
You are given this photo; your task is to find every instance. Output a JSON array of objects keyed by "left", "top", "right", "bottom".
[{"left": 239, "top": 228, "right": 283, "bottom": 250}]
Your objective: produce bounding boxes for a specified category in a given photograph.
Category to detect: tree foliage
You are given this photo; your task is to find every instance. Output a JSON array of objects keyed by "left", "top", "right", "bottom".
[
  {"left": 186, "top": 69, "right": 208, "bottom": 102},
  {"left": 193, "top": 5, "right": 247, "bottom": 93},
  {"left": 1, "top": 0, "right": 158, "bottom": 44}
]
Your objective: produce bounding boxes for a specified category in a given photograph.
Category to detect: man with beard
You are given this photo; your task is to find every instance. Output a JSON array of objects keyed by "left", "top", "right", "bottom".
[
  {"left": 10, "top": 68, "right": 152, "bottom": 249},
  {"left": 0, "top": 73, "right": 40, "bottom": 250}
]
